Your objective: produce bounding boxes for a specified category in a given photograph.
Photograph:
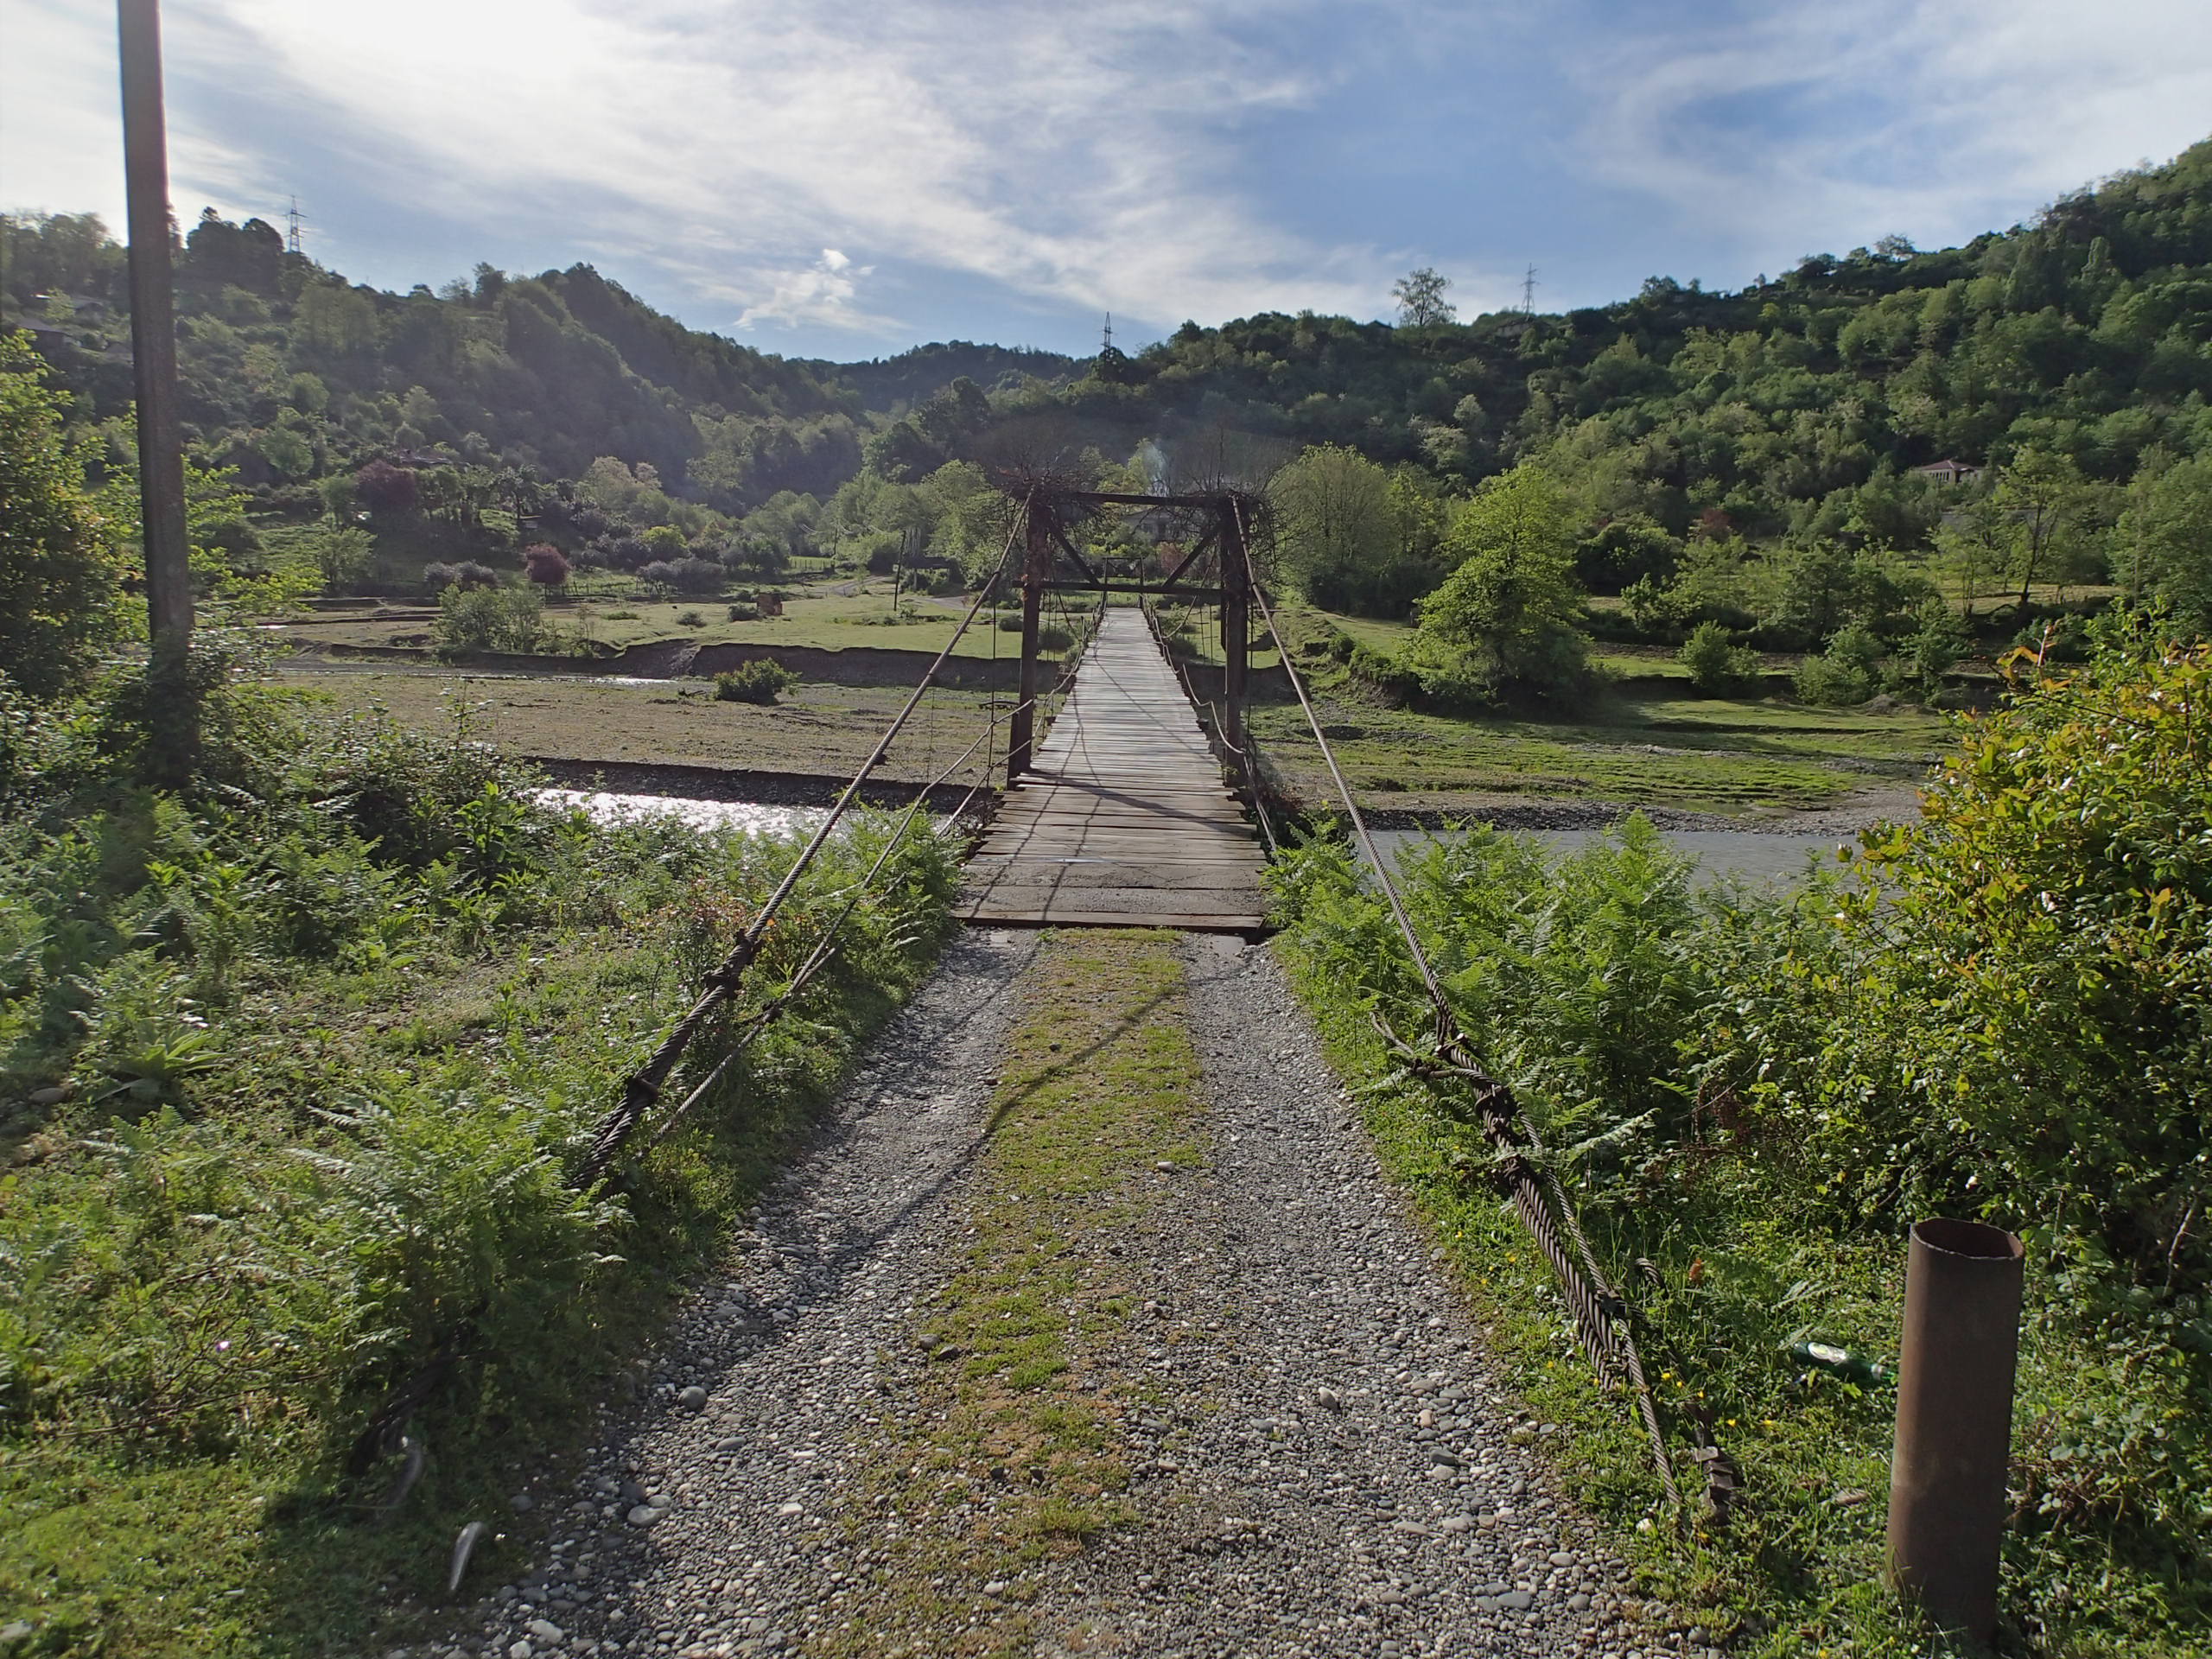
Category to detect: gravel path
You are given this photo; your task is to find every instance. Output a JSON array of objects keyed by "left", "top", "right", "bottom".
[{"left": 436, "top": 932, "right": 1701, "bottom": 1659}]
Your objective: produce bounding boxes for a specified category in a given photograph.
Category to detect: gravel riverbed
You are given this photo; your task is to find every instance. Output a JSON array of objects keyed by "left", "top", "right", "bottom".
[{"left": 429, "top": 932, "right": 1707, "bottom": 1659}]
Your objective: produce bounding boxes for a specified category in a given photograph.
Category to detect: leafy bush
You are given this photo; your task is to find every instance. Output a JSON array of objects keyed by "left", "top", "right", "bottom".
[
  {"left": 1791, "top": 621, "right": 1885, "bottom": 704},
  {"left": 639, "top": 556, "right": 724, "bottom": 594},
  {"left": 1268, "top": 620, "right": 2212, "bottom": 1653},
  {"left": 713, "top": 660, "right": 799, "bottom": 703},
  {"left": 0, "top": 333, "right": 129, "bottom": 700},
  {"left": 677, "top": 608, "right": 705, "bottom": 627},
  {"left": 0, "top": 676, "right": 957, "bottom": 1644},
  {"left": 727, "top": 602, "right": 759, "bottom": 621},
  {"left": 423, "top": 559, "right": 498, "bottom": 594},
  {"left": 432, "top": 583, "right": 550, "bottom": 655},
  {"left": 1677, "top": 620, "right": 1764, "bottom": 696}
]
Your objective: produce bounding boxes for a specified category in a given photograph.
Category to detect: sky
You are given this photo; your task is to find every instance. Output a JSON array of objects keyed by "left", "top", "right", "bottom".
[{"left": 5, "top": 0, "right": 2212, "bottom": 363}]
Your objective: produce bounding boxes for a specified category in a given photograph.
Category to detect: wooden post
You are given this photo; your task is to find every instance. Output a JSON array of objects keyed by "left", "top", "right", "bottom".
[
  {"left": 1007, "top": 502, "right": 1052, "bottom": 780},
  {"left": 1219, "top": 501, "right": 1249, "bottom": 756},
  {"left": 118, "top": 0, "right": 196, "bottom": 779}
]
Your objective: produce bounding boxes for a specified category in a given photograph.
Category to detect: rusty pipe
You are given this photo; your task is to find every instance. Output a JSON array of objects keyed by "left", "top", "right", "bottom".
[{"left": 1886, "top": 1217, "right": 2024, "bottom": 1646}]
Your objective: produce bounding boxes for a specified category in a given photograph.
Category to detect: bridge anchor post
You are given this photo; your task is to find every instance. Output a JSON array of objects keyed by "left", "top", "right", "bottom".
[
  {"left": 1219, "top": 502, "right": 1249, "bottom": 757},
  {"left": 1007, "top": 502, "right": 1052, "bottom": 780}
]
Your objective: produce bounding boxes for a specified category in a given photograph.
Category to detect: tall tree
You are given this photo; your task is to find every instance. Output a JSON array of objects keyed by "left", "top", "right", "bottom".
[
  {"left": 1392, "top": 267, "right": 1456, "bottom": 328},
  {"left": 0, "top": 334, "right": 130, "bottom": 698},
  {"left": 1996, "top": 447, "right": 2091, "bottom": 613},
  {"left": 1417, "top": 464, "right": 1586, "bottom": 684}
]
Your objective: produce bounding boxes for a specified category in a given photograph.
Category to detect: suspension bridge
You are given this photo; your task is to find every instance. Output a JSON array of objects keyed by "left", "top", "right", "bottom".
[
  {"left": 365, "top": 481, "right": 1693, "bottom": 1533},
  {"left": 957, "top": 607, "right": 1268, "bottom": 931}
]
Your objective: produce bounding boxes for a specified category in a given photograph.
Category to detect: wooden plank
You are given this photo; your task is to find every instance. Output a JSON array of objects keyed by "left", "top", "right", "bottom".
[{"left": 960, "top": 607, "right": 1268, "bottom": 932}]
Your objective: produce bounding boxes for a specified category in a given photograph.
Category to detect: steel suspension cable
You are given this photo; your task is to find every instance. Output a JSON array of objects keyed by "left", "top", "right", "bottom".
[
  {"left": 577, "top": 499, "right": 1032, "bottom": 1185},
  {"left": 1229, "top": 500, "right": 1686, "bottom": 1519}
]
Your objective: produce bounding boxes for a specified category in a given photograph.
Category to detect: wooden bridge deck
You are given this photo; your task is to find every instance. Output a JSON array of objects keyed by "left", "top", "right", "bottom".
[{"left": 958, "top": 607, "right": 1268, "bottom": 932}]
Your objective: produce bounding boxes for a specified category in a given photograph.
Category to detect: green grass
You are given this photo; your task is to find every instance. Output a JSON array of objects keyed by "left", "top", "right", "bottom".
[
  {"left": 1246, "top": 602, "right": 1943, "bottom": 817},
  {"left": 1249, "top": 696, "right": 1941, "bottom": 814},
  {"left": 816, "top": 931, "right": 1205, "bottom": 1659},
  {"left": 271, "top": 671, "right": 1036, "bottom": 785},
  {"left": 283, "top": 582, "right": 1058, "bottom": 663},
  {"left": 0, "top": 691, "right": 958, "bottom": 1656}
]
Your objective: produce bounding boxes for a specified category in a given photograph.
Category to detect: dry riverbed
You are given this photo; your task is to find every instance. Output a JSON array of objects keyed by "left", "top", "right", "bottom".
[{"left": 426, "top": 931, "right": 1696, "bottom": 1659}]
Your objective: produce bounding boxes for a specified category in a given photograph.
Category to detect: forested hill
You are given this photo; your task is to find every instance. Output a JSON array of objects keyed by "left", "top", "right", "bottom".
[
  {"left": 814, "top": 340, "right": 1081, "bottom": 412},
  {"left": 0, "top": 215, "right": 1074, "bottom": 516},
  {"left": 985, "top": 137, "right": 2212, "bottom": 546},
  {"left": 6, "top": 133, "right": 2210, "bottom": 553}
]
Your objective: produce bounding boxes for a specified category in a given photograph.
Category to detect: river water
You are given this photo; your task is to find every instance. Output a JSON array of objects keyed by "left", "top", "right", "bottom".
[
  {"left": 537, "top": 789, "right": 830, "bottom": 837},
  {"left": 541, "top": 788, "right": 1853, "bottom": 890}
]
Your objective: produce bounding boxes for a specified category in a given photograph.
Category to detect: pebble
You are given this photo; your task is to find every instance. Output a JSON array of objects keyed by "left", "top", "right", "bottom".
[{"left": 430, "top": 934, "right": 1628, "bottom": 1658}]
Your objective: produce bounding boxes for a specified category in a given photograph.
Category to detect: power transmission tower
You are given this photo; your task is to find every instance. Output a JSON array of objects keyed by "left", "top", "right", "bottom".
[
  {"left": 284, "top": 195, "right": 306, "bottom": 254},
  {"left": 1102, "top": 312, "right": 1113, "bottom": 352},
  {"left": 1522, "top": 264, "right": 1538, "bottom": 314}
]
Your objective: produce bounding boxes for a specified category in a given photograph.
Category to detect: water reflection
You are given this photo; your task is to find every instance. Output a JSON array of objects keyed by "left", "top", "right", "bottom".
[{"left": 537, "top": 789, "right": 830, "bottom": 838}]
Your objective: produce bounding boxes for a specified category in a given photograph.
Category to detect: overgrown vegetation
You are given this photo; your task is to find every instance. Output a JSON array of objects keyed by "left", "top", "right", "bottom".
[
  {"left": 1268, "top": 619, "right": 2211, "bottom": 1656},
  {"left": 822, "top": 931, "right": 1204, "bottom": 1658},
  {"left": 0, "top": 664, "right": 957, "bottom": 1655},
  {"left": 713, "top": 660, "right": 801, "bottom": 703}
]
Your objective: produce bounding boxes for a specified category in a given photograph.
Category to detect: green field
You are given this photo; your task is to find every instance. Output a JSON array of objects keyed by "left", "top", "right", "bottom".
[
  {"left": 276, "top": 668, "right": 1033, "bottom": 786},
  {"left": 1243, "top": 606, "right": 1947, "bottom": 817},
  {"left": 282, "top": 579, "right": 1092, "bottom": 664}
]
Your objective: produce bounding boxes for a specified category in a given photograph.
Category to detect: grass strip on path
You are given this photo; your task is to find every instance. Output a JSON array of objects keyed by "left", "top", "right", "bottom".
[{"left": 815, "top": 930, "right": 1204, "bottom": 1659}]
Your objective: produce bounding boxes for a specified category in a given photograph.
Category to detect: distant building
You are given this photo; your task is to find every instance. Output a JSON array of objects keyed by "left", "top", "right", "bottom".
[{"left": 1914, "top": 458, "right": 1983, "bottom": 486}]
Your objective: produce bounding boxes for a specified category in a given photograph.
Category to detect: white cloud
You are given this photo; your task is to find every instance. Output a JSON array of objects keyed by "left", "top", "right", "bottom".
[
  {"left": 21, "top": 0, "right": 1399, "bottom": 335},
  {"left": 1573, "top": 0, "right": 2212, "bottom": 265},
  {"left": 735, "top": 247, "right": 887, "bottom": 332}
]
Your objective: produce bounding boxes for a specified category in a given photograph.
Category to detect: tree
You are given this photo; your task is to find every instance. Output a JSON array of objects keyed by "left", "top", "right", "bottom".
[
  {"left": 354, "top": 459, "right": 419, "bottom": 515},
  {"left": 2118, "top": 453, "right": 2212, "bottom": 635},
  {"left": 1392, "top": 267, "right": 1456, "bottom": 328},
  {"left": 1995, "top": 446, "right": 2090, "bottom": 613},
  {"left": 1678, "top": 621, "right": 1764, "bottom": 696},
  {"left": 1270, "top": 444, "right": 1394, "bottom": 597},
  {"left": 520, "top": 543, "right": 572, "bottom": 587},
  {"left": 314, "top": 525, "right": 374, "bottom": 591},
  {"left": 1415, "top": 465, "right": 1587, "bottom": 689},
  {"left": 0, "top": 334, "right": 130, "bottom": 697}
]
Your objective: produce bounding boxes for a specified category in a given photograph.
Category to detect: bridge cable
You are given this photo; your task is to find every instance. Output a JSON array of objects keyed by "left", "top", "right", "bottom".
[
  {"left": 1229, "top": 501, "right": 1688, "bottom": 1520},
  {"left": 575, "top": 498, "right": 1033, "bottom": 1185}
]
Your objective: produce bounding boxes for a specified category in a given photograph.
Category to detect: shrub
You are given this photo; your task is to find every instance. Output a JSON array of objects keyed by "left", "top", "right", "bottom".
[
  {"left": 727, "top": 603, "right": 760, "bottom": 621},
  {"left": 1792, "top": 622, "right": 1885, "bottom": 704},
  {"left": 713, "top": 660, "right": 799, "bottom": 703},
  {"left": 432, "top": 583, "right": 550, "bottom": 656},
  {"left": 639, "top": 556, "right": 725, "bottom": 595},
  {"left": 423, "top": 561, "right": 498, "bottom": 595},
  {"left": 1678, "top": 620, "right": 1764, "bottom": 696},
  {"left": 677, "top": 609, "right": 706, "bottom": 628}
]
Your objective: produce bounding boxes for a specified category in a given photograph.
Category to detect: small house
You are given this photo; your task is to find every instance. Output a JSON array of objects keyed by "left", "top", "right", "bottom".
[{"left": 1913, "top": 458, "right": 1982, "bottom": 486}]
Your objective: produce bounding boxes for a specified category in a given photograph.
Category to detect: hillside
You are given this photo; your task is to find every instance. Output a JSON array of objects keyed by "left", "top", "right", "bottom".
[{"left": 6, "top": 136, "right": 2210, "bottom": 624}]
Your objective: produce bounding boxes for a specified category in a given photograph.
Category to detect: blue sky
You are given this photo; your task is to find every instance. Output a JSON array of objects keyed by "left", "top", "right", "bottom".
[{"left": 6, "top": 0, "right": 2211, "bottom": 361}]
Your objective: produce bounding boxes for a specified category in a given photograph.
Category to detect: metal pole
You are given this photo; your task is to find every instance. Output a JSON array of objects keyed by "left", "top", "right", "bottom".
[
  {"left": 118, "top": 0, "right": 196, "bottom": 775},
  {"left": 1219, "top": 501, "right": 1249, "bottom": 755},
  {"left": 1007, "top": 503, "right": 1050, "bottom": 780},
  {"left": 1886, "top": 1217, "right": 2024, "bottom": 1646}
]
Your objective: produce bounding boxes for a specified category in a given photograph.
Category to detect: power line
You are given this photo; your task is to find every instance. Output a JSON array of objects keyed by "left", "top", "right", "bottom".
[
  {"left": 1522, "top": 264, "right": 1538, "bottom": 314},
  {"left": 285, "top": 195, "right": 306, "bottom": 255}
]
